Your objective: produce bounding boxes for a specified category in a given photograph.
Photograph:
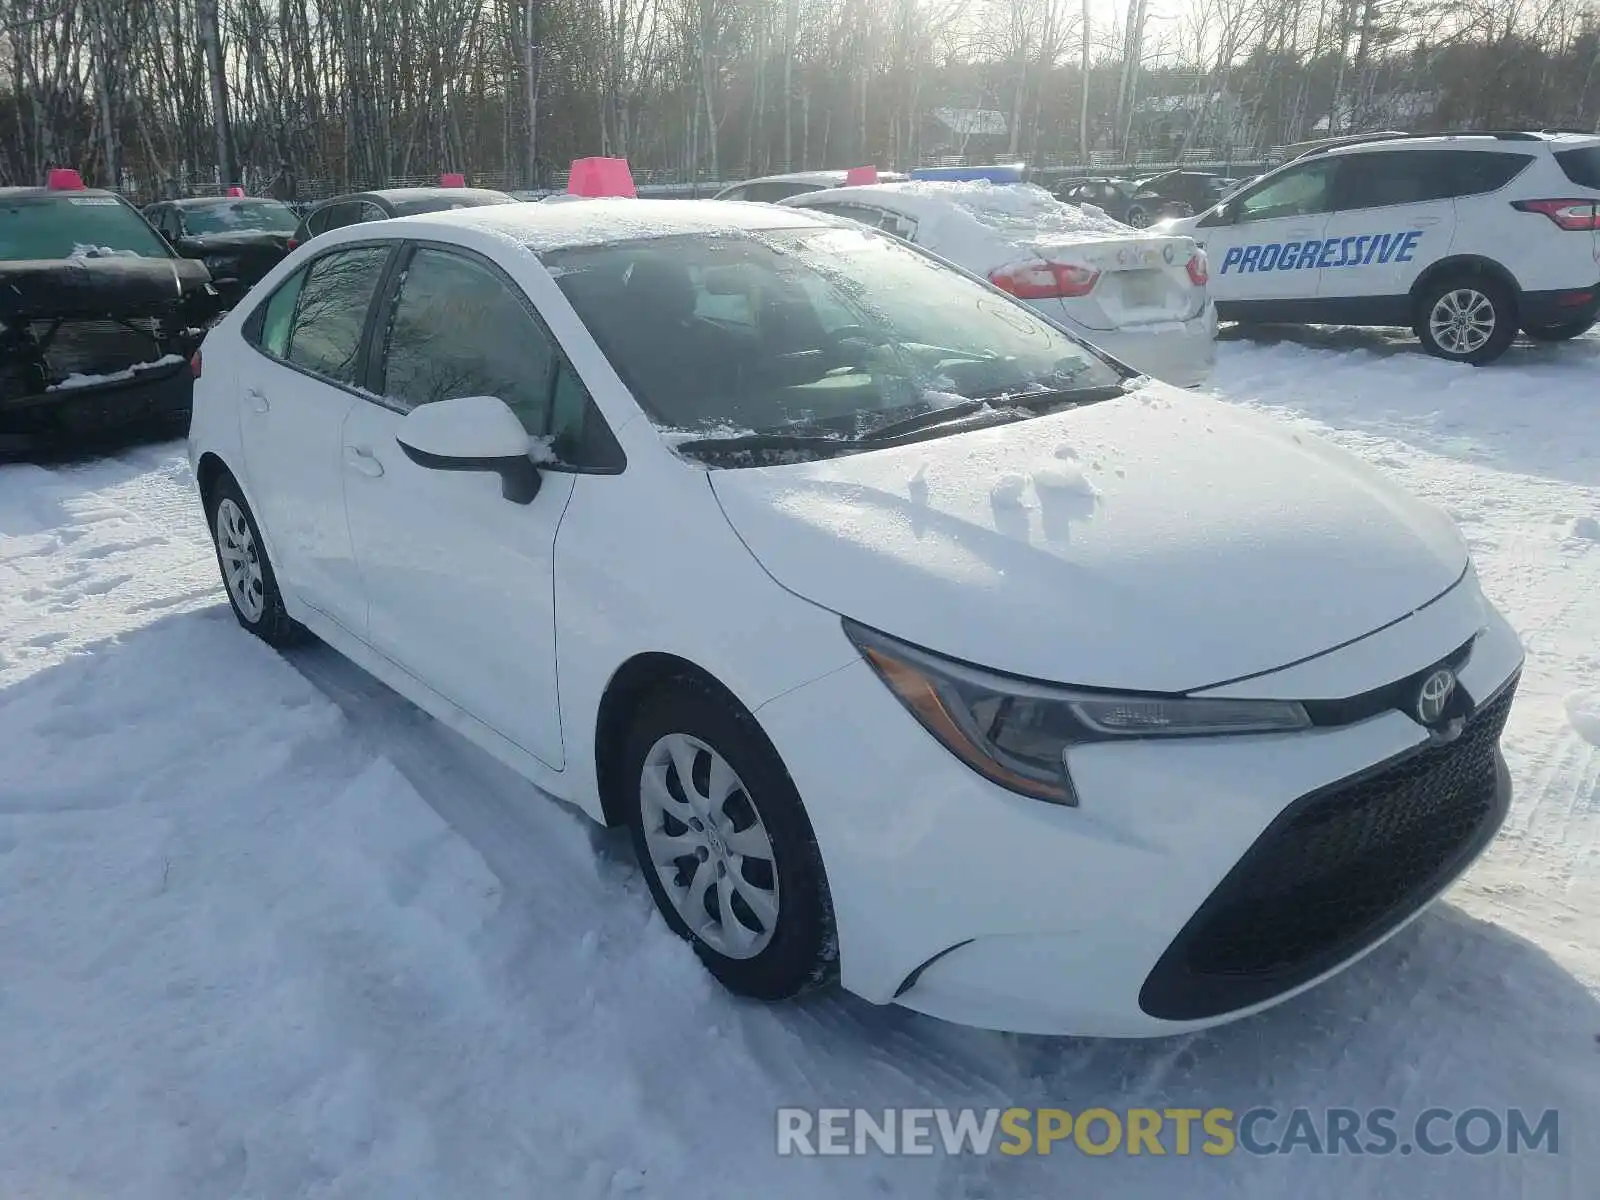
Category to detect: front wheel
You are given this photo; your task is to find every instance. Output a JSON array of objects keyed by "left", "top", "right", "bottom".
[
  {"left": 1124, "top": 205, "right": 1150, "bottom": 228},
  {"left": 1522, "top": 316, "right": 1597, "bottom": 342},
  {"left": 623, "top": 676, "right": 837, "bottom": 1001},
  {"left": 1415, "top": 276, "right": 1516, "bottom": 365}
]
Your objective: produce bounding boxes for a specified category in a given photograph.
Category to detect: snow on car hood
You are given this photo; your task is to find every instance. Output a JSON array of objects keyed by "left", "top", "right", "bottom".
[{"left": 708, "top": 381, "right": 1470, "bottom": 691}]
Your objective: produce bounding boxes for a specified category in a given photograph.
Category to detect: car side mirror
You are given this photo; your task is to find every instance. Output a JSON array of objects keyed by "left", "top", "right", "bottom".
[{"left": 395, "top": 395, "right": 543, "bottom": 504}]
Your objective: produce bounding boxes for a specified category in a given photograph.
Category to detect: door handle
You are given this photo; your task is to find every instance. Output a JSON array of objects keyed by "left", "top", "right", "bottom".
[
  {"left": 1412, "top": 217, "right": 1443, "bottom": 227},
  {"left": 245, "top": 387, "right": 269, "bottom": 414},
  {"left": 343, "top": 445, "right": 385, "bottom": 478}
]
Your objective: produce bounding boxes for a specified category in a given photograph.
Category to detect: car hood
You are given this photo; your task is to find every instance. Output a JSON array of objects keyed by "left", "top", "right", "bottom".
[
  {"left": 0, "top": 255, "right": 213, "bottom": 320},
  {"left": 707, "top": 382, "right": 1469, "bottom": 691}
]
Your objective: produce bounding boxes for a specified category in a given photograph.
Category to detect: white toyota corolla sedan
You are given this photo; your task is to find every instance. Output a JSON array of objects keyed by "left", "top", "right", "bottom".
[{"left": 188, "top": 199, "right": 1523, "bottom": 1037}]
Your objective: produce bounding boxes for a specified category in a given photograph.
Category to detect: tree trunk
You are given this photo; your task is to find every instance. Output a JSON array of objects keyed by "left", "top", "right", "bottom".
[{"left": 198, "top": 0, "right": 235, "bottom": 185}]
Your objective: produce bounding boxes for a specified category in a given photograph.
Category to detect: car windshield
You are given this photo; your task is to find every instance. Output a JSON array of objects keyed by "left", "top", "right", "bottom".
[
  {"left": 544, "top": 226, "right": 1123, "bottom": 463},
  {"left": 391, "top": 194, "right": 514, "bottom": 216},
  {"left": 182, "top": 200, "right": 298, "bottom": 234},
  {"left": 0, "top": 195, "right": 171, "bottom": 261}
]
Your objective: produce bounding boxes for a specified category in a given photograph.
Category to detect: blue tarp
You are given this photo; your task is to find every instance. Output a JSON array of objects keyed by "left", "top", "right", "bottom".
[{"left": 908, "top": 164, "right": 1027, "bottom": 184}]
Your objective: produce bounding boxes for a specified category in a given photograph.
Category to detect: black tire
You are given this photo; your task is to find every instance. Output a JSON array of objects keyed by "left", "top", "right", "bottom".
[
  {"left": 1522, "top": 316, "right": 1597, "bottom": 342},
  {"left": 1124, "top": 205, "right": 1150, "bottom": 228},
  {"left": 622, "top": 675, "right": 838, "bottom": 1001},
  {"left": 1414, "top": 274, "right": 1517, "bottom": 365},
  {"left": 204, "top": 471, "right": 309, "bottom": 647}
]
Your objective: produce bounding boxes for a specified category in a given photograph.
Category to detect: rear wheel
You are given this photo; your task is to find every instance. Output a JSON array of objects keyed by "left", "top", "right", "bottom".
[
  {"left": 1522, "top": 316, "right": 1597, "bottom": 342},
  {"left": 1415, "top": 275, "right": 1516, "bottom": 365},
  {"left": 205, "top": 473, "right": 308, "bottom": 647},
  {"left": 623, "top": 676, "right": 837, "bottom": 1001},
  {"left": 1124, "top": 205, "right": 1150, "bottom": 228}
]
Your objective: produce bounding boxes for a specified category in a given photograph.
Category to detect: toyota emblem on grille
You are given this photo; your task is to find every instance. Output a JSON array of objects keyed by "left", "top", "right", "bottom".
[{"left": 1415, "top": 667, "right": 1458, "bottom": 726}]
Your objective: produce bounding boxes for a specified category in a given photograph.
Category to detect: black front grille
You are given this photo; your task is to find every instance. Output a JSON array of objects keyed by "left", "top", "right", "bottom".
[
  {"left": 31, "top": 317, "right": 166, "bottom": 381},
  {"left": 1140, "top": 676, "right": 1518, "bottom": 1021}
]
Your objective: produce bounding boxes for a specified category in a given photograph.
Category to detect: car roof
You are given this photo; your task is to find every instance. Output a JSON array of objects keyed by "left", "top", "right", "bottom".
[
  {"left": 310, "top": 187, "right": 512, "bottom": 209},
  {"left": 382, "top": 197, "right": 834, "bottom": 251},
  {"left": 0, "top": 186, "right": 125, "bottom": 201},
  {"left": 164, "top": 196, "right": 291, "bottom": 208},
  {"left": 728, "top": 170, "right": 911, "bottom": 187},
  {"left": 1312, "top": 130, "right": 1600, "bottom": 159}
]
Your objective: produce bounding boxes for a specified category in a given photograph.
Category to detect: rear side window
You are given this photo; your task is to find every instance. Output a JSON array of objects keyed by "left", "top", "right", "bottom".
[
  {"left": 1555, "top": 147, "right": 1600, "bottom": 189},
  {"left": 285, "top": 246, "right": 390, "bottom": 383},
  {"left": 1449, "top": 151, "right": 1533, "bottom": 195},
  {"left": 1335, "top": 150, "right": 1457, "bottom": 209},
  {"left": 378, "top": 246, "right": 555, "bottom": 432}
]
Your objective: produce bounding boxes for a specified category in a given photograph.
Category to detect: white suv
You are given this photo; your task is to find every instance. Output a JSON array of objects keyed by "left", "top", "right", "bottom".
[{"left": 1158, "top": 131, "right": 1600, "bottom": 363}]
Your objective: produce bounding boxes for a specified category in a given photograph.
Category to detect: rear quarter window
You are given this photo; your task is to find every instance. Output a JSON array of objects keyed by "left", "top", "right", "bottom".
[
  {"left": 1555, "top": 147, "right": 1600, "bottom": 189},
  {"left": 1449, "top": 151, "right": 1533, "bottom": 196}
]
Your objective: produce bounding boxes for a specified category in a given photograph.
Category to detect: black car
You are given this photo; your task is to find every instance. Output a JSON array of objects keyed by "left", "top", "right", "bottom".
[
  {"left": 1, "top": 181, "right": 221, "bottom": 458},
  {"left": 1054, "top": 177, "right": 1193, "bottom": 228},
  {"left": 292, "top": 187, "right": 515, "bottom": 245},
  {"left": 143, "top": 196, "right": 300, "bottom": 306},
  {"left": 1133, "top": 170, "right": 1243, "bottom": 213}
]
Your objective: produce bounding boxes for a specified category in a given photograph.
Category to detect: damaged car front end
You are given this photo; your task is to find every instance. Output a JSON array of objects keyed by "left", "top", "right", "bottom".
[{"left": 1, "top": 184, "right": 222, "bottom": 459}]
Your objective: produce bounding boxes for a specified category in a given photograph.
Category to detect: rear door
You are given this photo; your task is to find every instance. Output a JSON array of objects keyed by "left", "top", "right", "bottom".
[
  {"left": 1191, "top": 156, "right": 1340, "bottom": 305},
  {"left": 236, "top": 243, "right": 394, "bottom": 628},
  {"left": 1315, "top": 148, "right": 1459, "bottom": 311}
]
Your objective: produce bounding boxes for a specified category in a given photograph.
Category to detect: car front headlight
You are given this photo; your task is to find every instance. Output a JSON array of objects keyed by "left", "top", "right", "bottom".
[
  {"left": 844, "top": 620, "right": 1310, "bottom": 806},
  {"left": 203, "top": 255, "right": 233, "bottom": 275}
]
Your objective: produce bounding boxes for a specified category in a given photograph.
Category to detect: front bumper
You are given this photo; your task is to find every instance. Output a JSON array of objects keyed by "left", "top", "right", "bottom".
[
  {"left": 0, "top": 362, "right": 192, "bottom": 459},
  {"left": 1070, "top": 302, "right": 1218, "bottom": 389},
  {"left": 755, "top": 590, "right": 1523, "bottom": 1037}
]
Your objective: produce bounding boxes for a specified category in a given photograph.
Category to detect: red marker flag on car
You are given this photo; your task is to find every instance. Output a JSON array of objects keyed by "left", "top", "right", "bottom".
[
  {"left": 844, "top": 166, "right": 879, "bottom": 186},
  {"left": 439, "top": 173, "right": 466, "bottom": 188},
  {"left": 567, "top": 157, "right": 637, "bottom": 198},
  {"left": 46, "top": 168, "right": 85, "bottom": 191}
]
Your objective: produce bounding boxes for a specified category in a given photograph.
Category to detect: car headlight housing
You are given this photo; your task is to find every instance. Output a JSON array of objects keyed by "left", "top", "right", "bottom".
[
  {"left": 203, "top": 255, "right": 233, "bottom": 276},
  {"left": 844, "top": 619, "right": 1310, "bottom": 806}
]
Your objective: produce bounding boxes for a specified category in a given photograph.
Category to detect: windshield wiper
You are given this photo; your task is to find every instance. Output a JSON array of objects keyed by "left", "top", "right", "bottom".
[
  {"left": 856, "top": 398, "right": 987, "bottom": 442},
  {"left": 674, "top": 431, "right": 858, "bottom": 464},
  {"left": 858, "top": 383, "right": 1130, "bottom": 444},
  {"left": 972, "top": 382, "right": 1131, "bottom": 411}
]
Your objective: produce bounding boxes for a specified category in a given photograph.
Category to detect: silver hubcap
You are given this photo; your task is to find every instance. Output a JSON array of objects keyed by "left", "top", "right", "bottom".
[
  {"left": 1429, "top": 289, "right": 1495, "bottom": 355},
  {"left": 215, "top": 497, "right": 265, "bottom": 622},
  {"left": 639, "top": 733, "right": 780, "bottom": 959}
]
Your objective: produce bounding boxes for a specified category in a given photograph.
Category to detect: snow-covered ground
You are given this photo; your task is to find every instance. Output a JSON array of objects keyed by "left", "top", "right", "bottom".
[{"left": 1, "top": 329, "right": 1596, "bottom": 1198}]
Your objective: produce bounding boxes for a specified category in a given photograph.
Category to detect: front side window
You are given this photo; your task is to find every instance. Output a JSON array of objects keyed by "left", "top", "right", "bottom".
[
  {"left": 285, "top": 245, "right": 390, "bottom": 383},
  {"left": 0, "top": 195, "right": 173, "bottom": 261},
  {"left": 378, "top": 246, "right": 555, "bottom": 432},
  {"left": 1232, "top": 160, "right": 1340, "bottom": 223},
  {"left": 544, "top": 226, "right": 1121, "bottom": 461}
]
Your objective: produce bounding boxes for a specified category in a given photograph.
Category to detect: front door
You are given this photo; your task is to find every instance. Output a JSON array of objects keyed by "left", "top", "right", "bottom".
[
  {"left": 1193, "top": 156, "right": 1341, "bottom": 307},
  {"left": 339, "top": 243, "right": 576, "bottom": 770},
  {"left": 236, "top": 244, "right": 393, "bottom": 627}
]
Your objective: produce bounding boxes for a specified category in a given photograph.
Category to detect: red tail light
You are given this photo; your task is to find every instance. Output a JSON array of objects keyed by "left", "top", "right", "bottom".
[
  {"left": 286, "top": 237, "right": 298, "bottom": 250},
  {"left": 988, "top": 260, "right": 1100, "bottom": 300},
  {"left": 1186, "top": 250, "right": 1209, "bottom": 287},
  {"left": 1511, "top": 198, "right": 1600, "bottom": 231},
  {"left": 190, "top": 350, "right": 202, "bottom": 379}
]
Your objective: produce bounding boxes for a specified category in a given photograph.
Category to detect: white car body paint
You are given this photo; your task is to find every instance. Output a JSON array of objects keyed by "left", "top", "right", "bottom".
[{"left": 190, "top": 200, "right": 1524, "bottom": 1036}]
